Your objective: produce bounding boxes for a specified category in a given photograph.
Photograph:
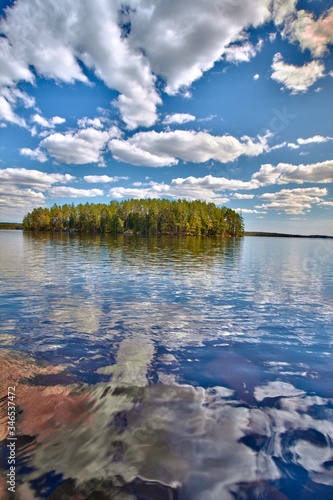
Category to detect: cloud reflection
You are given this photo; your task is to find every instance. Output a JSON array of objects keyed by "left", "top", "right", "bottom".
[{"left": 1, "top": 348, "right": 333, "bottom": 499}]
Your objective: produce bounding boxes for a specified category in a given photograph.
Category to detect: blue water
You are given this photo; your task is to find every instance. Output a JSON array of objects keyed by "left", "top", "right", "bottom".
[{"left": 0, "top": 230, "right": 333, "bottom": 499}]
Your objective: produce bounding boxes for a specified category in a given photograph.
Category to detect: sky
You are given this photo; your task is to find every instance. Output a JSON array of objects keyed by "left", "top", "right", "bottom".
[{"left": 0, "top": 0, "right": 332, "bottom": 234}]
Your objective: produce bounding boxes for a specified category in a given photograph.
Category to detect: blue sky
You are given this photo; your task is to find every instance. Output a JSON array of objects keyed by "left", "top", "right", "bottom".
[{"left": 0, "top": 0, "right": 332, "bottom": 234}]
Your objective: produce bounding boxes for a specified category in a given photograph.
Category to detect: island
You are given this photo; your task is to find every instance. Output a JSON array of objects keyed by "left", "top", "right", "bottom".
[{"left": 22, "top": 199, "right": 244, "bottom": 237}]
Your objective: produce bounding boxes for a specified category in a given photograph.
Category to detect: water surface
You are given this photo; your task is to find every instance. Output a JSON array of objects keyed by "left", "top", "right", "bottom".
[{"left": 0, "top": 231, "right": 333, "bottom": 499}]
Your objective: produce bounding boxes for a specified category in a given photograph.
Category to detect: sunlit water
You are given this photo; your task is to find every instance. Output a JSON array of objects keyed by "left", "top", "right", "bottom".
[{"left": 0, "top": 230, "right": 333, "bottom": 499}]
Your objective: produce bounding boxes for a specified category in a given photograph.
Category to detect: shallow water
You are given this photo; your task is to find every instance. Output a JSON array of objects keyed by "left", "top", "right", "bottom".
[{"left": 0, "top": 230, "right": 333, "bottom": 499}]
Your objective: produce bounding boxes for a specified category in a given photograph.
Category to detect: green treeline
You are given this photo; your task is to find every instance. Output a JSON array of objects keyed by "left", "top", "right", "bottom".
[
  {"left": 0, "top": 222, "right": 23, "bottom": 230},
  {"left": 23, "top": 199, "right": 244, "bottom": 236}
]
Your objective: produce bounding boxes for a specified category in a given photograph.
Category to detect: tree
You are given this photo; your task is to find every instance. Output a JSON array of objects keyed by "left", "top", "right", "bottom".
[{"left": 22, "top": 199, "right": 244, "bottom": 237}]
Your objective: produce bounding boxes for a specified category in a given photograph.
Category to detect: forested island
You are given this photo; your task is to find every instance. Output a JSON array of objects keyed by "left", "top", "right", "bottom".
[{"left": 22, "top": 199, "right": 244, "bottom": 236}]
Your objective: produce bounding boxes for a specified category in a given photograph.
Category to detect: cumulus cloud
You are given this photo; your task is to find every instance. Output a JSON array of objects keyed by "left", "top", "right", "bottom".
[
  {"left": 0, "top": 95, "right": 26, "bottom": 127},
  {"left": 0, "top": 37, "right": 34, "bottom": 87},
  {"left": 319, "top": 201, "right": 333, "bottom": 207},
  {"left": 40, "top": 128, "right": 111, "bottom": 165},
  {"left": 0, "top": 0, "right": 160, "bottom": 129},
  {"left": 253, "top": 74, "right": 260, "bottom": 80},
  {"left": 0, "top": 167, "right": 74, "bottom": 220},
  {"left": 109, "top": 130, "right": 266, "bottom": 167},
  {"left": 78, "top": 117, "right": 103, "bottom": 129},
  {"left": 126, "top": 0, "right": 272, "bottom": 95},
  {"left": 0, "top": 0, "right": 283, "bottom": 129},
  {"left": 0, "top": 168, "right": 74, "bottom": 189},
  {"left": 288, "top": 7, "right": 333, "bottom": 57},
  {"left": 272, "top": 0, "right": 297, "bottom": 26},
  {"left": 20, "top": 147, "right": 48, "bottom": 163},
  {"left": 235, "top": 208, "right": 266, "bottom": 214},
  {"left": 256, "top": 187, "right": 327, "bottom": 214},
  {"left": 297, "top": 135, "right": 332, "bottom": 145},
  {"left": 3, "top": 0, "right": 329, "bottom": 130},
  {"left": 0, "top": 87, "right": 35, "bottom": 127},
  {"left": 162, "top": 113, "right": 196, "bottom": 125},
  {"left": 48, "top": 187, "right": 103, "bottom": 198},
  {"left": 109, "top": 180, "right": 230, "bottom": 205},
  {"left": 233, "top": 193, "right": 255, "bottom": 199},
  {"left": 108, "top": 173, "right": 262, "bottom": 204},
  {"left": 224, "top": 41, "right": 261, "bottom": 64},
  {"left": 270, "top": 135, "right": 332, "bottom": 151},
  {"left": 0, "top": 184, "right": 46, "bottom": 220},
  {"left": 271, "top": 53, "right": 325, "bottom": 93},
  {"left": 31, "top": 114, "right": 66, "bottom": 129},
  {"left": 252, "top": 160, "right": 333, "bottom": 185},
  {"left": 83, "top": 175, "right": 129, "bottom": 183}
]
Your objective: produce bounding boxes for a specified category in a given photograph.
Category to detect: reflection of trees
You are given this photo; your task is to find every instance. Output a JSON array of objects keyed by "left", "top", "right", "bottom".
[
  {"left": 23, "top": 230, "right": 243, "bottom": 265},
  {"left": 23, "top": 200, "right": 244, "bottom": 237}
]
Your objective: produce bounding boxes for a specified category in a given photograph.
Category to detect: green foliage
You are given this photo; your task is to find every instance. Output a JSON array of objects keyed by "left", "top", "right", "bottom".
[
  {"left": 0, "top": 222, "right": 23, "bottom": 230},
  {"left": 23, "top": 200, "right": 244, "bottom": 237}
]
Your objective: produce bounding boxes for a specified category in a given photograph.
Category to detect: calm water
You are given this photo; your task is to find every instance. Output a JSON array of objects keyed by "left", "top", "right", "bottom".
[{"left": 0, "top": 230, "right": 333, "bottom": 499}]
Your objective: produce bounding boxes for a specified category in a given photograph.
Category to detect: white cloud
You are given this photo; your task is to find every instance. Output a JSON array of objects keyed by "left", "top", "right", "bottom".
[
  {"left": 162, "top": 113, "right": 196, "bottom": 125},
  {"left": 1, "top": 88, "right": 35, "bottom": 109},
  {"left": 0, "top": 167, "right": 74, "bottom": 220},
  {"left": 269, "top": 141, "right": 287, "bottom": 151},
  {"left": 252, "top": 160, "right": 333, "bottom": 185},
  {"left": 0, "top": 0, "right": 160, "bottom": 130},
  {"left": 272, "top": 0, "right": 297, "bottom": 25},
  {"left": 3, "top": 0, "right": 328, "bottom": 131},
  {"left": 319, "top": 201, "right": 333, "bottom": 207},
  {"left": 0, "top": 37, "right": 34, "bottom": 87},
  {"left": 126, "top": 0, "right": 272, "bottom": 95},
  {"left": 109, "top": 140, "right": 178, "bottom": 168},
  {"left": 83, "top": 175, "right": 129, "bottom": 183},
  {"left": 288, "top": 8, "right": 333, "bottom": 57},
  {"left": 31, "top": 114, "right": 66, "bottom": 129},
  {"left": 109, "top": 180, "right": 230, "bottom": 205},
  {"left": 253, "top": 74, "right": 260, "bottom": 80},
  {"left": 271, "top": 53, "right": 325, "bottom": 93},
  {"left": 109, "top": 130, "right": 266, "bottom": 167},
  {"left": 256, "top": 187, "right": 327, "bottom": 214},
  {"left": 0, "top": 0, "right": 277, "bottom": 130},
  {"left": 269, "top": 136, "right": 332, "bottom": 151},
  {"left": 40, "top": 128, "right": 110, "bottom": 165},
  {"left": 297, "top": 135, "right": 332, "bottom": 145},
  {"left": 0, "top": 184, "right": 46, "bottom": 221},
  {"left": 224, "top": 41, "right": 260, "bottom": 64},
  {"left": 170, "top": 175, "right": 258, "bottom": 191},
  {"left": 48, "top": 187, "right": 103, "bottom": 198},
  {"left": 0, "top": 95, "right": 26, "bottom": 127},
  {"left": 108, "top": 173, "right": 260, "bottom": 204},
  {"left": 78, "top": 117, "right": 103, "bottom": 129},
  {"left": 0, "top": 168, "right": 74, "bottom": 189},
  {"left": 233, "top": 193, "right": 255, "bottom": 199},
  {"left": 0, "top": 87, "right": 34, "bottom": 127},
  {"left": 20, "top": 147, "right": 48, "bottom": 163},
  {"left": 197, "top": 114, "right": 217, "bottom": 123},
  {"left": 235, "top": 208, "right": 266, "bottom": 214}
]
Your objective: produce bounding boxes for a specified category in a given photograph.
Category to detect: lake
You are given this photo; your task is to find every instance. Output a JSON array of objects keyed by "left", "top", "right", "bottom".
[{"left": 0, "top": 230, "right": 333, "bottom": 499}]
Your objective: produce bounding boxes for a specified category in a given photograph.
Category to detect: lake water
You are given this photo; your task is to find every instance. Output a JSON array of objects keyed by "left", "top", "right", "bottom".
[{"left": 0, "top": 230, "right": 333, "bottom": 499}]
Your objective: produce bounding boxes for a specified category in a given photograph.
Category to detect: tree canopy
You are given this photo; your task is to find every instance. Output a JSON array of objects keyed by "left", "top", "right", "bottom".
[{"left": 23, "top": 199, "right": 244, "bottom": 237}]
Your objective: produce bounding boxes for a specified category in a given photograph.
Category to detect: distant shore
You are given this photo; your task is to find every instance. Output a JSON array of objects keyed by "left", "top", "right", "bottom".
[
  {"left": 244, "top": 231, "right": 333, "bottom": 239},
  {"left": 1, "top": 223, "right": 332, "bottom": 239}
]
